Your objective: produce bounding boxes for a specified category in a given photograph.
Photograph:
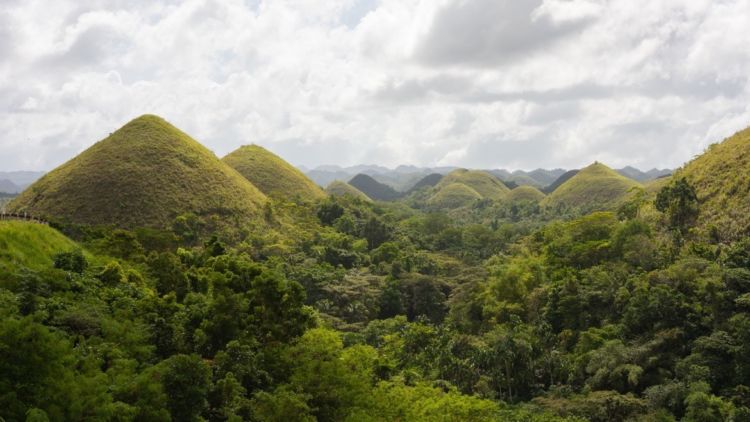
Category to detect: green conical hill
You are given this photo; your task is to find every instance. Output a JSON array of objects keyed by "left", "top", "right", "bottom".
[
  {"left": 325, "top": 181, "right": 371, "bottom": 201},
  {"left": 436, "top": 169, "right": 510, "bottom": 200},
  {"left": 541, "top": 162, "right": 641, "bottom": 211},
  {"left": 222, "top": 144, "right": 325, "bottom": 202},
  {"left": 428, "top": 183, "right": 482, "bottom": 208},
  {"left": 9, "top": 115, "right": 267, "bottom": 228},
  {"left": 675, "top": 126, "right": 750, "bottom": 239},
  {"left": 507, "top": 185, "right": 546, "bottom": 203}
]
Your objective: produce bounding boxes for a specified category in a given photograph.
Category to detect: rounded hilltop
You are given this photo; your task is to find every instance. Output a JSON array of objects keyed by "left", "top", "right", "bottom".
[
  {"left": 507, "top": 185, "right": 546, "bottom": 203},
  {"left": 541, "top": 162, "right": 641, "bottom": 212},
  {"left": 222, "top": 144, "right": 326, "bottom": 202},
  {"left": 9, "top": 114, "right": 267, "bottom": 229},
  {"left": 427, "top": 169, "right": 509, "bottom": 209},
  {"left": 325, "top": 180, "right": 371, "bottom": 201}
]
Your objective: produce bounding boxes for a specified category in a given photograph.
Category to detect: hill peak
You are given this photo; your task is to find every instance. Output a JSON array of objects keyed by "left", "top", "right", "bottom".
[
  {"left": 348, "top": 174, "right": 402, "bottom": 201},
  {"left": 541, "top": 161, "right": 641, "bottom": 211},
  {"left": 222, "top": 144, "right": 325, "bottom": 202},
  {"left": 10, "top": 115, "right": 267, "bottom": 228}
]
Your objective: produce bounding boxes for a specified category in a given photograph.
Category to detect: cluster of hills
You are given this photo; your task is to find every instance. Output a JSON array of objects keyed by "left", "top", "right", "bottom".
[
  {"left": 6, "top": 113, "right": 749, "bottom": 242},
  {"left": 303, "top": 163, "right": 670, "bottom": 193},
  {"left": 7, "top": 115, "right": 326, "bottom": 229}
]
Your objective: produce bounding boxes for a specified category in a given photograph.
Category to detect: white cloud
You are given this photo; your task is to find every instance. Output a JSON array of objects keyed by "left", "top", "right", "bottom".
[{"left": 0, "top": 0, "right": 749, "bottom": 171}]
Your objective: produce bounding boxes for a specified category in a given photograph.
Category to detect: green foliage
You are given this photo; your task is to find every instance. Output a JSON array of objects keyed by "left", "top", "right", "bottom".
[
  {"left": 6, "top": 127, "right": 750, "bottom": 421},
  {"left": 223, "top": 144, "right": 326, "bottom": 202},
  {"left": 655, "top": 177, "right": 699, "bottom": 234},
  {"left": 0, "top": 221, "right": 82, "bottom": 275},
  {"left": 52, "top": 249, "right": 88, "bottom": 273},
  {"left": 161, "top": 354, "right": 212, "bottom": 421},
  {"left": 676, "top": 126, "right": 750, "bottom": 240},
  {"left": 317, "top": 200, "right": 345, "bottom": 225}
]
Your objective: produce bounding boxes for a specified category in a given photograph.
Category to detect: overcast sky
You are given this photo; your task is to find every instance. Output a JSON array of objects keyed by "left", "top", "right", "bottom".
[{"left": 1, "top": 0, "right": 749, "bottom": 171}]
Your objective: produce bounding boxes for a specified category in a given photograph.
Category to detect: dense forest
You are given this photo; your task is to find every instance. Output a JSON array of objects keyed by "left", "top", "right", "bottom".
[{"left": 2, "top": 116, "right": 750, "bottom": 422}]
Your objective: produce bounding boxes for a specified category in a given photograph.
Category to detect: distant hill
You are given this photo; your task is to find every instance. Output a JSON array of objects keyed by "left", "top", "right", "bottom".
[
  {"left": 0, "top": 171, "right": 45, "bottom": 190},
  {"left": 507, "top": 185, "right": 546, "bottom": 203},
  {"left": 407, "top": 173, "right": 443, "bottom": 193},
  {"left": 543, "top": 170, "right": 580, "bottom": 194},
  {"left": 428, "top": 183, "right": 482, "bottom": 209},
  {"left": 223, "top": 144, "right": 325, "bottom": 202},
  {"left": 675, "top": 126, "right": 750, "bottom": 240},
  {"left": 525, "top": 168, "right": 567, "bottom": 186},
  {"left": 349, "top": 174, "right": 402, "bottom": 201},
  {"left": 617, "top": 166, "right": 672, "bottom": 182},
  {"left": 542, "top": 162, "right": 641, "bottom": 211},
  {"left": 325, "top": 181, "right": 371, "bottom": 201},
  {"left": 0, "top": 179, "right": 20, "bottom": 194},
  {"left": 9, "top": 115, "right": 267, "bottom": 228},
  {"left": 305, "top": 165, "right": 457, "bottom": 191},
  {"left": 437, "top": 170, "right": 510, "bottom": 201}
]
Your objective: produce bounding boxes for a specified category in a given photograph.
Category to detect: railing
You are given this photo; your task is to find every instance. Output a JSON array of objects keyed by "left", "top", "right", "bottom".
[{"left": 0, "top": 212, "right": 49, "bottom": 225}]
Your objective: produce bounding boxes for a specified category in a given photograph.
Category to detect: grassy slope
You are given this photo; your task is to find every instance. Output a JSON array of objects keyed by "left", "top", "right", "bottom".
[
  {"left": 644, "top": 176, "right": 672, "bottom": 197},
  {"left": 0, "top": 221, "right": 80, "bottom": 273},
  {"left": 428, "top": 183, "right": 482, "bottom": 208},
  {"left": 507, "top": 185, "right": 546, "bottom": 203},
  {"left": 542, "top": 162, "right": 641, "bottom": 211},
  {"left": 325, "top": 181, "right": 372, "bottom": 201},
  {"left": 437, "top": 170, "right": 510, "bottom": 200},
  {"left": 10, "top": 115, "right": 267, "bottom": 229},
  {"left": 676, "top": 126, "right": 750, "bottom": 239},
  {"left": 223, "top": 145, "right": 326, "bottom": 202}
]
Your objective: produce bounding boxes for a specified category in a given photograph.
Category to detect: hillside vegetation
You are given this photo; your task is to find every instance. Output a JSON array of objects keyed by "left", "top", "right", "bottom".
[
  {"left": 542, "top": 162, "right": 641, "bottom": 211},
  {"left": 223, "top": 144, "right": 325, "bottom": 202},
  {"left": 428, "top": 182, "right": 482, "bottom": 208},
  {"left": 0, "top": 221, "right": 81, "bottom": 275},
  {"left": 437, "top": 169, "right": 510, "bottom": 200},
  {"left": 676, "top": 126, "right": 750, "bottom": 240},
  {"left": 348, "top": 174, "right": 402, "bottom": 201},
  {"left": 9, "top": 115, "right": 267, "bottom": 229},
  {"left": 543, "top": 169, "right": 579, "bottom": 193},
  {"left": 507, "top": 185, "right": 546, "bottom": 203},
  {"left": 407, "top": 173, "right": 443, "bottom": 193},
  {"left": 325, "top": 180, "right": 371, "bottom": 201}
]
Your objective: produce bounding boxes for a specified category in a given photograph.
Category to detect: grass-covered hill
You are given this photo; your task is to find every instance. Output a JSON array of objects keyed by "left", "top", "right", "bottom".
[
  {"left": 427, "top": 182, "right": 482, "bottom": 208},
  {"left": 222, "top": 144, "right": 326, "bottom": 202},
  {"left": 675, "top": 126, "right": 750, "bottom": 240},
  {"left": 541, "top": 162, "right": 641, "bottom": 211},
  {"left": 407, "top": 173, "right": 443, "bottom": 193},
  {"left": 543, "top": 169, "right": 579, "bottom": 194},
  {"left": 9, "top": 115, "right": 267, "bottom": 229},
  {"left": 325, "top": 180, "right": 371, "bottom": 201},
  {"left": 0, "top": 221, "right": 81, "bottom": 275},
  {"left": 507, "top": 185, "right": 546, "bottom": 203},
  {"left": 348, "top": 174, "right": 402, "bottom": 201},
  {"left": 436, "top": 169, "right": 510, "bottom": 200}
]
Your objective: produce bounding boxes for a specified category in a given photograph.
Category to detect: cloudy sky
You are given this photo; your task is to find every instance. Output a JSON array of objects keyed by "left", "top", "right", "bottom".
[{"left": 1, "top": 0, "right": 749, "bottom": 171}]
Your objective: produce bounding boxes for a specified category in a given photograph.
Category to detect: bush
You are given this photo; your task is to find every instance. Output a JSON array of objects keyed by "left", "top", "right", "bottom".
[{"left": 53, "top": 250, "right": 87, "bottom": 273}]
